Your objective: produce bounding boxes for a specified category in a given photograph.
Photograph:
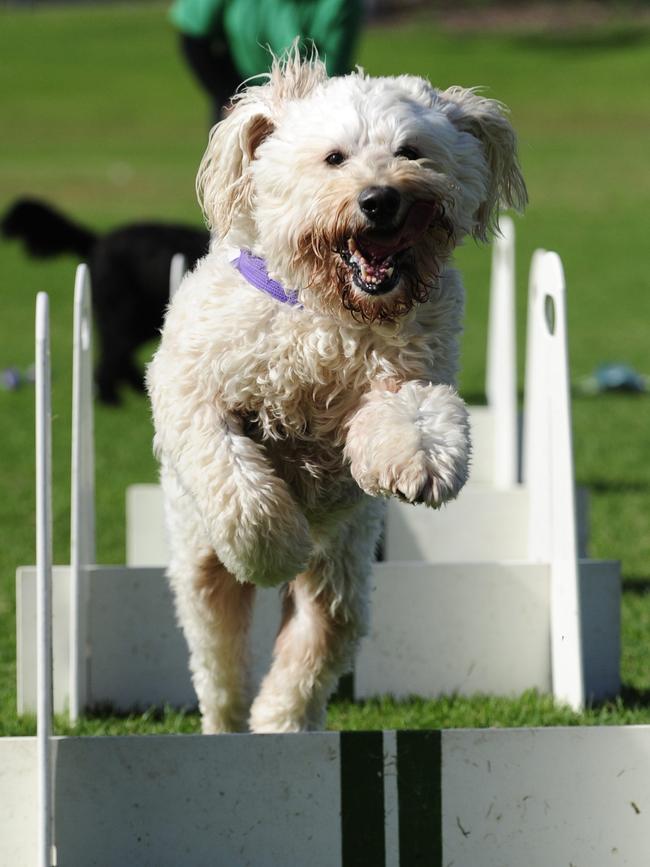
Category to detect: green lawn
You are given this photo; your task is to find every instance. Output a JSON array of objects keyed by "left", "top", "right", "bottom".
[{"left": 1, "top": 4, "right": 649, "bottom": 735}]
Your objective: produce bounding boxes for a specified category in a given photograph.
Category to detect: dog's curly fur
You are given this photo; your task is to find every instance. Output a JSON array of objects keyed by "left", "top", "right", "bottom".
[{"left": 147, "top": 49, "right": 526, "bottom": 733}]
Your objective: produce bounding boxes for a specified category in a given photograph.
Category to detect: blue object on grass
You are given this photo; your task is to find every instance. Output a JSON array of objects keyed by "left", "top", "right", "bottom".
[
  {"left": 1, "top": 367, "right": 22, "bottom": 391},
  {"left": 577, "top": 363, "right": 648, "bottom": 395}
]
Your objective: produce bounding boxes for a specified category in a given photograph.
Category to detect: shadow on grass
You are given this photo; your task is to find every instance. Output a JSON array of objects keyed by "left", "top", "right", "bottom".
[
  {"left": 618, "top": 684, "right": 650, "bottom": 710},
  {"left": 622, "top": 578, "right": 650, "bottom": 595},
  {"left": 84, "top": 702, "right": 198, "bottom": 720},
  {"left": 589, "top": 480, "right": 650, "bottom": 494},
  {"left": 514, "top": 25, "right": 650, "bottom": 53}
]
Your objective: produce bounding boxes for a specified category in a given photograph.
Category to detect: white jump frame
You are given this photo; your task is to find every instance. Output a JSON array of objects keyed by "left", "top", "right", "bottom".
[
  {"left": 1, "top": 254, "right": 630, "bottom": 867},
  {"left": 18, "top": 242, "right": 612, "bottom": 725},
  {"left": 486, "top": 214, "right": 518, "bottom": 487},
  {"left": 69, "top": 264, "right": 95, "bottom": 723},
  {"left": 525, "top": 251, "right": 585, "bottom": 708},
  {"left": 35, "top": 292, "right": 54, "bottom": 867},
  {"left": 169, "top": 252, "right": 187, "bottom": 300}
]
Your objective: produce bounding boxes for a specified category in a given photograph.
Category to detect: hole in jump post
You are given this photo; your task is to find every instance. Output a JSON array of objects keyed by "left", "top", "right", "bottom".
[{"left": 544, "top": 294, "right": 556, "bottom": 335}]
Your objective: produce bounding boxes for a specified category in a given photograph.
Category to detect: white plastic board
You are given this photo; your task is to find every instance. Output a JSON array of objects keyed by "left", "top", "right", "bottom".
[
  {"left": 385, "top": 485, "right": 589, "bottom": 563},
  {"left": 17, "top": 556, "right": 619, "bottom": 715},
  {"left": 2, "top": 726, "right": 649, "bottom": 867},
  {"left": 125, "top": 402, "right": 519, "bottom": 570},
  {"left": 17, "top": 565, "right": 282, "bottom": 715},
  {"left": 356, "top": 559, "right": 619, "bottom": 702}
]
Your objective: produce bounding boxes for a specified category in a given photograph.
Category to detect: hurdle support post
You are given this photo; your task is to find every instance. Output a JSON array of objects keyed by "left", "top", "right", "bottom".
[
  {"left": 169, "top": 253, "right": 187, "bottom": 300},
  {"left": 525, "top": 251, "right": 585, "bottom": 710},
  {"left": 69, "top": 264, "right": 95, "bottom": 723},
  {"left": 486, "top": 215, "right": 518, "bottom": 488},
  {"left": 36, "top": 292, "right": 54, "bottom": 867}
]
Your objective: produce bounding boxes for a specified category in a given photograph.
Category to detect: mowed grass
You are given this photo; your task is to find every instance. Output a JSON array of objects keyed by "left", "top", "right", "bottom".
[{"left": 1, "top": 4, "right": 649, "bottom": 735}]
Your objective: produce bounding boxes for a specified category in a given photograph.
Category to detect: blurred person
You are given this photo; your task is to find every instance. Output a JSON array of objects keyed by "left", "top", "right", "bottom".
[{"left": 170, "top": 0, "right": 363, "bottom": 121}]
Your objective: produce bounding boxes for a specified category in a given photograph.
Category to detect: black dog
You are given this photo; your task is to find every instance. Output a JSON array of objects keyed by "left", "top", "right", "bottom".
[{"left": 2, "top": 197, "right": 209, "bottom": 404}]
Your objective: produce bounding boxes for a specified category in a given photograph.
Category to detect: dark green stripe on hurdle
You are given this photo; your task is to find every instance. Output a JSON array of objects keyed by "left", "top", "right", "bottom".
[
  {"left": 340, "top": 731, "right": 385, "bottom": 866},
  {"left": 397, "top": 730, "right": 442, "bottom": 867}
]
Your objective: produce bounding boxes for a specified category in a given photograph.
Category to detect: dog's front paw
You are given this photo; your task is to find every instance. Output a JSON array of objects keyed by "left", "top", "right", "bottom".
[
  {"left": 211, "top": 486, "right": 312, "bottom": 587},
  {"left": 346, "top": 382, "right": 470, "bottom": 508}
]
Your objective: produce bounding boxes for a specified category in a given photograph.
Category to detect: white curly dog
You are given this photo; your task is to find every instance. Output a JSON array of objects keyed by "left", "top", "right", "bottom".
[{"left": 147, "top": 49, "right": 526, "bottom": 734}]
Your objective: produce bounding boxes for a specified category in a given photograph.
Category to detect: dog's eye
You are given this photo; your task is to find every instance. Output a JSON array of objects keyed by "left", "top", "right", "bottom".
[
  {"left": 325, "top": 151, "right": 346, "bottom": 166},
  {"left": 395, "top": 146, "right": 420, "bottom": 161}
]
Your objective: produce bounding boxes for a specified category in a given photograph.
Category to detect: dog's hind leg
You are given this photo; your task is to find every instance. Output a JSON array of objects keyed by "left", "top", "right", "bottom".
[
  {"left": 163, "top": 466, "right": 256, "bottom": 733},
  {"left": 249, "top": 498, "right": 383, "bottom": 733}
]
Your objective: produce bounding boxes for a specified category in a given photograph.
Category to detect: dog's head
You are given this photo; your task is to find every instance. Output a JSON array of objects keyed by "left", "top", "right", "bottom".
[{"left": 197, "top": 48, "right": 527, "bottom": 323}]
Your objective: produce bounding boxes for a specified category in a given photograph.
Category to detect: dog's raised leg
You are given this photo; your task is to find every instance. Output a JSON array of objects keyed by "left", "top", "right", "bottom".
[{"left": 345, "top": 381, "right": 471, "bottom": 507}]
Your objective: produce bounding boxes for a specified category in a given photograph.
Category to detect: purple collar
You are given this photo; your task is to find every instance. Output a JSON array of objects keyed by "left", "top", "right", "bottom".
[{"left": 232, "top": 249, "right": 301, "bottom": 307}]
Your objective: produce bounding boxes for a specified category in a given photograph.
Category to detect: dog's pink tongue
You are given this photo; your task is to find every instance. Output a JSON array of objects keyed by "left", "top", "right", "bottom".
[{"left": 363, "top": 200, "right": 439, "bottom": 258}]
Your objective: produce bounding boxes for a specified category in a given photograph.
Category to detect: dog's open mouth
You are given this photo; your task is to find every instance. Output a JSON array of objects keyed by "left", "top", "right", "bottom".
[
  {"left": 338, "top": 200, "right": 441, "bottom": 296},
  {"left": 340, "top": 238, "right": 402, "bottom": 295}
]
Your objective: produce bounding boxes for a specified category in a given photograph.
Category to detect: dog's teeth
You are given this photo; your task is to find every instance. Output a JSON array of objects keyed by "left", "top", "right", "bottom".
[
  {"left": 348, "top": 238, "right": 357, "bottom": 254},
  {"left": 386, "top": 266, "right": 394, "bottom": 277}
]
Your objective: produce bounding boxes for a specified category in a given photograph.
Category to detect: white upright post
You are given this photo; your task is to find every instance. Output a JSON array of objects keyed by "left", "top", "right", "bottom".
[
  {"left": 169, "top": 253, "right": 187, "bottom": 300},
  {"left": 69, "top": 264, "right": 95, "bottom": 722},
  {"left": 486, "top": 215, "right": 518, "bottom": 488},
  {"left": 35, "top": 292, "right": 54, "bottom": 867},
  {"left": 525, "top": 252, "right": 585, "bottom": 710},
  {"left": 523, "top": 249, "right": 550, "bottom": 559}
]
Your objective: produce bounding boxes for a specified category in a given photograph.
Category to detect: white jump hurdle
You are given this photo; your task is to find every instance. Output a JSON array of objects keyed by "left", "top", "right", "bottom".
[
  {"left": 1, "top": 287, "right": 639, "bottom": 867},
  {"left": 17, "top": 243, "right": 618, "bottom": 716},
  {"left": 3, "top": 725, "right": 650, "bottom": 867}
]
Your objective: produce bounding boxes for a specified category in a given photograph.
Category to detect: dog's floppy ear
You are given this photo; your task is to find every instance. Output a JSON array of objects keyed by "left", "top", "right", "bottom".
[
  {"left": 196, "top": 100, "right": 275, "bottom": 236},
  {"left": 439, "top": 87, "right": 528, "bottom": 240}
]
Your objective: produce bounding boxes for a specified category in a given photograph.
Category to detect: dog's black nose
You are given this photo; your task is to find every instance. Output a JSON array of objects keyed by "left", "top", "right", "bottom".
[{"left": 358, "top": 186, "right": 401, "bottom": 226}]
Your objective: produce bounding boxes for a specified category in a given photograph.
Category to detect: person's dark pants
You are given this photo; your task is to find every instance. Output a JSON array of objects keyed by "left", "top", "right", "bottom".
[{"left": 180, "top": 34, "right": 241, "bottom": 125}]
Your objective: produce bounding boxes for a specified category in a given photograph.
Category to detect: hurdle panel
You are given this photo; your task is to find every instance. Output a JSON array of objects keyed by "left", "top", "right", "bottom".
[
  {"left": 126, "top": 483, "right": 170, "bottom": 566},
  {"left": 384, "top": 484, "right": 589, "bottom": 563},
  {"left": 384, "top": 486, "right": 530, "bottom": 562},
  {"left": 17, "top": 565, "right": 284, "bottom": 714},
  {"left": 17, "top": 554, "right": 619, "bottom": 714},
  {"left": 124, "top": 401, "right": 519, "bottom": 569},
  {"left": 2, "top": 725, "right": 649, "bottom": 867},
  {"left": 355, "top": 558, "right": 619, "bottom": 702}
]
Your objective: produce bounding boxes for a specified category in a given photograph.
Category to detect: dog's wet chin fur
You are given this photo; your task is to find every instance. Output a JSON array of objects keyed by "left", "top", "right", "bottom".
[{"left": 148, "top": 48, "right": 526, "bottom": 734}]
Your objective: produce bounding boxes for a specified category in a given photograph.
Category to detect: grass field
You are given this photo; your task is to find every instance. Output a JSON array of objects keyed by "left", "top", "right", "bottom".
[{"left": 1, "top": 3, "right": 649, "bottom": 735}]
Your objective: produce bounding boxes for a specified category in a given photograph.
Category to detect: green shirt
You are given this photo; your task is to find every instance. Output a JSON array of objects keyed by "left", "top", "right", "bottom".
[{"left": 170, "top": 0, "right": 361, "bottom": 78}]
